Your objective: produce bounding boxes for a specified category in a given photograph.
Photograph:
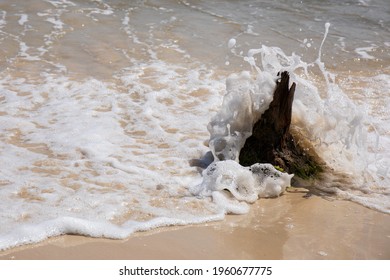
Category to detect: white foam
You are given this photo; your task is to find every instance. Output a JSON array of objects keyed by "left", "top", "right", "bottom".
[
  {"left": 18, "top": 14, "right": 28, "bottom": 26},
  {"left": 0, "top": 11, "right": 6, "bottom": 29},
  {"left": 191, "top": 160, "right": 293, "bottom": 214},
  {"left": 45, "top": 17, "right": 64, "bottom": 29},
  {"left": 0, "top": 60, "right": 228, "bottom": 250},
  {"left": 228, "top": 38, "right": 236, "bottom": 49},
  {"left": 0, "top": 0, "right": 389, "bottom": 252},
  {"left": 0, "top": 214, "right": 226, "bottom": 251},
  {"left": 245, "top": 24, "right": 258, "bottom": 35},
  {"left": 202, "top": 22, "right": 390, "bottom": 214},
  {"left": 208, "top": 71, "right": 275, "bottom": 161},
  {"left": 355, "top": 46, "right": 377, "bottom": 60}
]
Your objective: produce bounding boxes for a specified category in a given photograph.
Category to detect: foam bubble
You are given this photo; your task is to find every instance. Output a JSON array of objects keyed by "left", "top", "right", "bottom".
[{"left": 228, "top": 38, "right": 236, "bottom": 49}]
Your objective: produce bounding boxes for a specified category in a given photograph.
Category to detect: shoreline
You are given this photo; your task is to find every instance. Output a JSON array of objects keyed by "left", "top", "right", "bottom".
[{"left": 1, "top": 192, "right": 389, "bottom": 260}]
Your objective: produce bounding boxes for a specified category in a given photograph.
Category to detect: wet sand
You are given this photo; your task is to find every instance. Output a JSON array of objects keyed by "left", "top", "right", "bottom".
[{"left": 1, "top": 192, "right": 389, "bottom": 260}]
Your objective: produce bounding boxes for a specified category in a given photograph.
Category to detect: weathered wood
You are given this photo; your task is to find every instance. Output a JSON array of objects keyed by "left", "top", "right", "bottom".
[{"left": 239, "top": 71, "right": 324, "bottom": 180}]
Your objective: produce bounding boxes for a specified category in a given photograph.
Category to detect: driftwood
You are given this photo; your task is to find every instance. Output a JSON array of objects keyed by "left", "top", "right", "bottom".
[
  {"left": 190, "top": 71, "right": 325, "bottom": 182},
  {"left": 239, "top": 71, "right": 324, "bottom": 180}
]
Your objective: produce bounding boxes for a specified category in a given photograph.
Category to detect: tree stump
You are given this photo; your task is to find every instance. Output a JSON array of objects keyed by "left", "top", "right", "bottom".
[{"left": 239, "top": 71, "right": 324, "bottom": 180}]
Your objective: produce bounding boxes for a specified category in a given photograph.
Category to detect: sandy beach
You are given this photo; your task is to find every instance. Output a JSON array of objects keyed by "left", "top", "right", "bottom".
[
  {"left": 1, "top": 0, "right": 389, "bottom": 264},
  {"left": 1, "top": 191, "right": 389, "bottom": 260}
]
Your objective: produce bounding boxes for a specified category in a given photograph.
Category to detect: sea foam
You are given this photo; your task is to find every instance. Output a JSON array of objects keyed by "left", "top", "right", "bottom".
[
  {"left": 191, "top": 161, "right": 293, "bottom": 214},
  {"left": 197, "top": 23, "right": 390, "bottom": 215},
  {"left": 208, "top": 70, "right": 275, "bottom": 162},
  {"left": 0, "top": 1, "right": 389, "bottom": 252}
]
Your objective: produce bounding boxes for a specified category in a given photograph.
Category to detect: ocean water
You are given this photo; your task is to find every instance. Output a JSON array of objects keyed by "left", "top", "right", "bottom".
[{"left": 0, "top": 0, "right": 389, "bottom": 250}]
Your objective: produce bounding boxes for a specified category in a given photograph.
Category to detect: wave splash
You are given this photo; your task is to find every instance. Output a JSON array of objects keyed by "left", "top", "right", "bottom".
[
  {"left": 193, "top": 23, "right": 389, "bottom": 215},
  {"left": 1, "top": 16, "right": 389, "bottom": 252}
]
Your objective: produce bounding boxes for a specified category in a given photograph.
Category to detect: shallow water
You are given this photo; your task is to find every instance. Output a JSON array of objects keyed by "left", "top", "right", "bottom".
[{"left": 0, "top": 0, "right": 389, "bottom": 250}]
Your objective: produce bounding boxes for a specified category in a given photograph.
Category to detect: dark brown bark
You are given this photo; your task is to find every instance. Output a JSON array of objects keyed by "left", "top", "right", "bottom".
[{"left": 239, "top": 71, "right": 324, "bottom": 179}]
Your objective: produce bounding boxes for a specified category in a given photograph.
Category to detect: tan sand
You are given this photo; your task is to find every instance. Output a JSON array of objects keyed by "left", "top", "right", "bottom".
[{"left": 0, "top": 192, "right": 389, "bottom": 260}]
